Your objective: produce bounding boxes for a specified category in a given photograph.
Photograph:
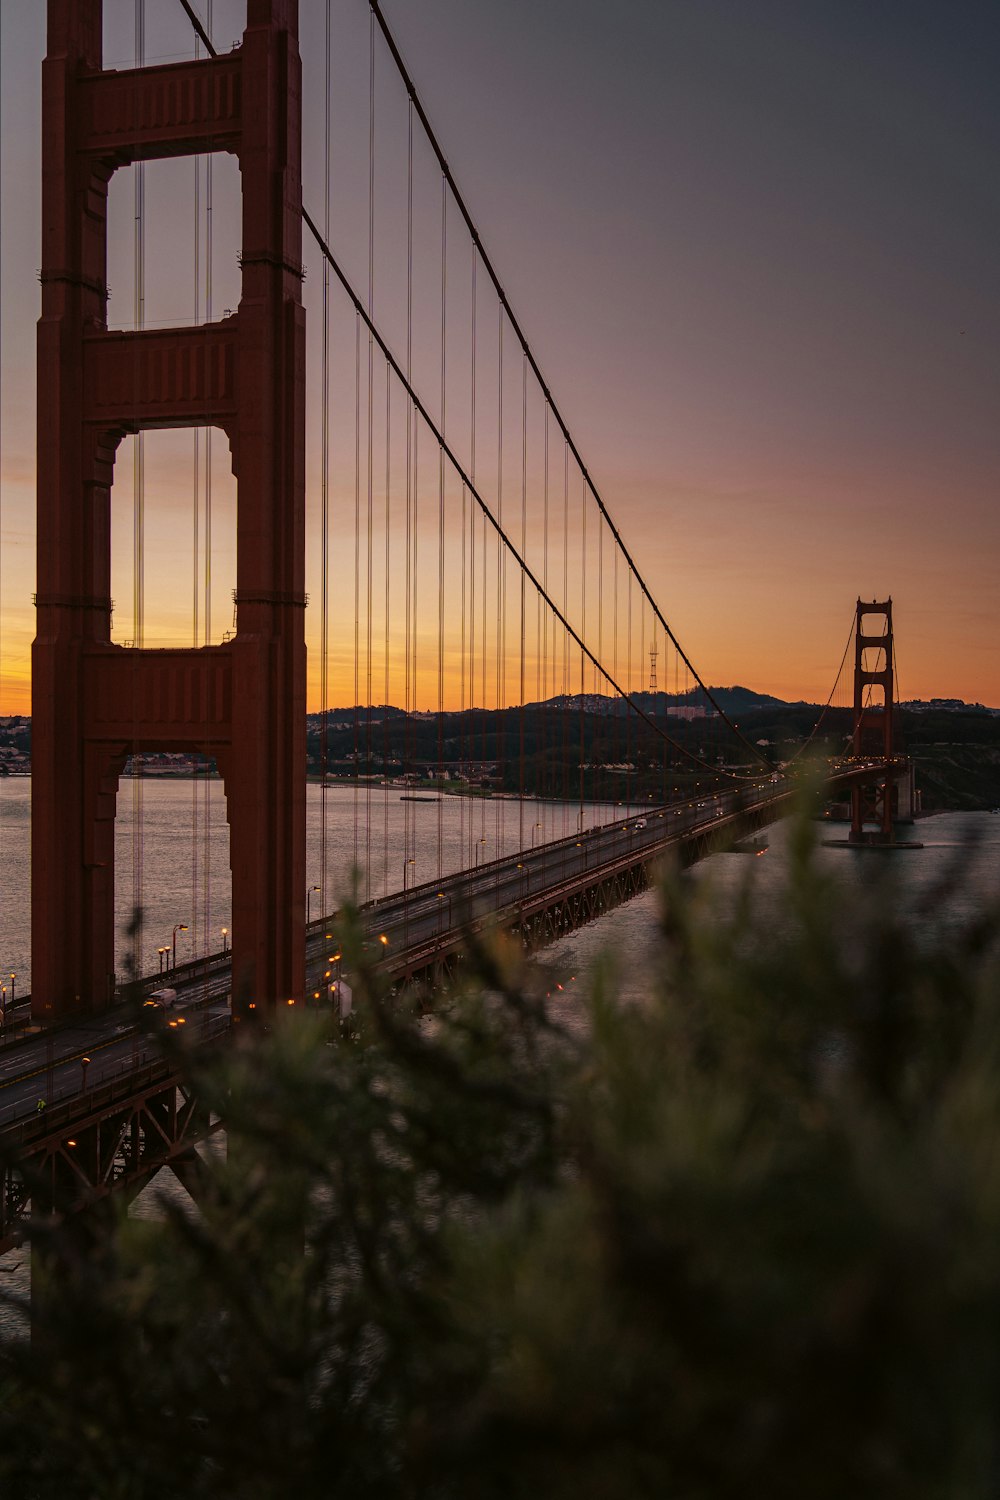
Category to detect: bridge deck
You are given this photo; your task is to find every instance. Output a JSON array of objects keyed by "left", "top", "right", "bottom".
[{"left": 0, "top": 766, "right": 892, "bottom": 1252}]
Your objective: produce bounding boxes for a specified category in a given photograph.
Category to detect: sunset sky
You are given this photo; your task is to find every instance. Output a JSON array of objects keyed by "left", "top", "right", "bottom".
[{"left": 2, "top": 0, "right": 998, "bottom": 715}]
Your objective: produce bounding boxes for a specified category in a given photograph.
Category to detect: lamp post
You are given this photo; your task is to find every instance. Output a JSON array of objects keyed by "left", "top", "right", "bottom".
[
  {"left": 171, "top": 924, "right": 189, "bottom": 972},
  {"left": 436, "top": 891, "right": 452, "bottom": 932},
  {"left": 307, "top": 885, "right": 321, "bottom": 927},
  {"left": 8, "top": 973, "right": 14, "bottom": 1006},
  {"left": 402, "top": 857, "right": 414, "bottom": 892},
  {"left": 531, "top": 821, "right": 543, "bottom": 848},
  {"left": 475, "top": 836, "right": 487, "bottom": 868},
  {"left": 158, "top": 947, "right": 168, "bottom": 975},
  {"left": 80, "top": 1056, "right": 90, "bottom": 1093},
  {"left": 221, "top": 926, "right": 229, "bottom": 954}
]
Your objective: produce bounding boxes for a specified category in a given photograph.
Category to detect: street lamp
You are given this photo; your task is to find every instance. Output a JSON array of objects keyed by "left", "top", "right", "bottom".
[
  {"left": 307, "top": 885, "right": 321, "bottom": 926},
  {"left": 403, "top": 857, "right": 415, "bottom": 892},
  {"left": 157, "top": 946, "right": 168, "bottom": 975},
  {"left": 221, "top": 926, "right": 229, "bottom": 954},
  {"left": 8, "top": 973, "right": 14, "bottom": 1005},
  {"left": 436, "top": 891, "right": 452, "bottom": 931},
  {"left": 171, "top": 923, "right": 189, "bottom": 972},
  {"left": 531, "top": 821, "right": 543, "bottom": 848},
  {"left": 475, "top": 836, "right": 488, "bottom": 868}
]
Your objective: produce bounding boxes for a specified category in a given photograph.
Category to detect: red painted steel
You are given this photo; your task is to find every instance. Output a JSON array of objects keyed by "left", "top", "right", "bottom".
[{"left": 33, "top": 0, "right": 305, "bottom": 1019}]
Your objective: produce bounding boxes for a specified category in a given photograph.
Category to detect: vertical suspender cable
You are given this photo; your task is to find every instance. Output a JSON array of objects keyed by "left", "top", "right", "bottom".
[
  {"left": 627, "top": 568, "right": 633, "bottom": 815},
  {"left": 320, "top": 0, "right": 332, "bottom": 916},
  {"left": 469, "top": 247, "right": 478, "bottom": 865},
  {"left": 542, "top": 403, "right": 549, "bottom": 802},
  {"left": 365, "top": 10, "right": 375, "bottom": 900},
  {"left": 384, "top": 367, "right": 391, "bottom": 897},
  {"left": 353, "top": 313, "right": 361, "bottom": 875},
  {"left": 437, "top": 175, "right": 447, "bottom": 880},
  {"left": 464, "top": 247, "right": 476, "bottom": 870},
  {"left": 481, "top": 508, "right": 487, "bottom": 851},
  {"left": 519, "top": 352, "right": 527, "bottom": 851},
  {"left": 495, "top": 306, "right": 504, "bottom": 859},
  {"left": 202, "top": 0, "right": 215, "bottom": 958},
  {"left": 579, "top": 470, "right": 586, "bottom": 829},
  {"left": 131, "top": 0, "right": 146, "bottom": 981},
  {"left": 404, "top": 99, "right": 414, "bottom": 891},
  {"left": 561, "top": 440, "right": 569, "bottom": 835},
  {"left": 191, "top": 39, "right": 201, "bottom": 953}
]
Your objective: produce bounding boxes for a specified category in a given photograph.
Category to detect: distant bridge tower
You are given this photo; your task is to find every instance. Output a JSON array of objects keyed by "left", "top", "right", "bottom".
[
  {"left": 849, "top": 597, "right": 902, "bottom": 843},
  {"left": 32, "top": 0, "right": 306, "bottom": 1018}
]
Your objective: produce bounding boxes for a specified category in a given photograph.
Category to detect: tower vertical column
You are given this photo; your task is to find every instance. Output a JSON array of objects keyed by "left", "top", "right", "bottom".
[
  {"left": 33, "top": 2, "right": 114, "bottom": 1015},
  {"left": 227, "top": 0, "right": 306, "bottom": 1011}
]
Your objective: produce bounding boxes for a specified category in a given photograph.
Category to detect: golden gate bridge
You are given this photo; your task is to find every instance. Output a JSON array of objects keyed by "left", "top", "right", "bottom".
[{"left": 2, "top": 0, "right": 913, "bottom": 1250}]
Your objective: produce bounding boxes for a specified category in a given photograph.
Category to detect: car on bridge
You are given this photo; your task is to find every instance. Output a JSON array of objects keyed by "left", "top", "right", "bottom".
[{"left": 144, "top": 988, "right": 177, "bottom": 1009}]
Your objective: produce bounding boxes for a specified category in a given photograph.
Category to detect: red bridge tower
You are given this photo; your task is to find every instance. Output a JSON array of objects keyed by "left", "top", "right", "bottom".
[
  {"left": 32, "top": 0, "right": 306, "bottom": 1017},
  {"left": 849, "top": 598, "right": 899, "bottom": 844}
]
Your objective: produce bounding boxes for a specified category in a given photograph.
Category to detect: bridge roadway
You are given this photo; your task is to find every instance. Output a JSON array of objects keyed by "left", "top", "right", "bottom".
[{"left": 0, "top": 764, "right": 887, "bottom": 1137}]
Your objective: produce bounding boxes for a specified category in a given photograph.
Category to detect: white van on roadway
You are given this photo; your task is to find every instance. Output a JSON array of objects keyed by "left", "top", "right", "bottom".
[{"left": 144, "top": 988, "right": 178, "bottom": 1009}]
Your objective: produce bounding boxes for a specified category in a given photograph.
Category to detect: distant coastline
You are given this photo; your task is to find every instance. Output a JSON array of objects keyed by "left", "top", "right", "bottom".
[{"left": 4, "top": 691, "right": 1000, "bottom": 809}]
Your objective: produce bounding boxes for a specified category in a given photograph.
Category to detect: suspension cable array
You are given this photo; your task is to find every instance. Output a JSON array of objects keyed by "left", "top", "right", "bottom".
[{"left": 148, "top": 0, "right": 860, "bottom": 941}]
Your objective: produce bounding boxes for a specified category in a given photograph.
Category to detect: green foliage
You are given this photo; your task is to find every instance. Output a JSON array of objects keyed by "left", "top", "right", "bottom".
[{"left": 2, "top": 821, "right": 1000, "bottom": 1498}]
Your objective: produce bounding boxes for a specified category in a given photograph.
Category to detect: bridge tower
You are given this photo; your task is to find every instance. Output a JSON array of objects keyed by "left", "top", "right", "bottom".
[
  {"left": 849, "top": 598, "right": 898, "bottom": 843},
  {"left": 32, "top": 0, "right": 306, "bottom": 1018}
]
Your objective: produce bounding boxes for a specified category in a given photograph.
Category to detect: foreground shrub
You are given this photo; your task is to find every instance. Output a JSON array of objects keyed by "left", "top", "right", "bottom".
[{"left": 2, "top": 819, "right": 999, "bottom": 1498}]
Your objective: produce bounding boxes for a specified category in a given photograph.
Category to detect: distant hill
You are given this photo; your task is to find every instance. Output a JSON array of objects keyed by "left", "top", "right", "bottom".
[
  {"left": 7, "top": 697, "right": 1000, "bottom": 808},
  {"left": 306, "top": 687, "right": 800, "bottom": 726}
]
